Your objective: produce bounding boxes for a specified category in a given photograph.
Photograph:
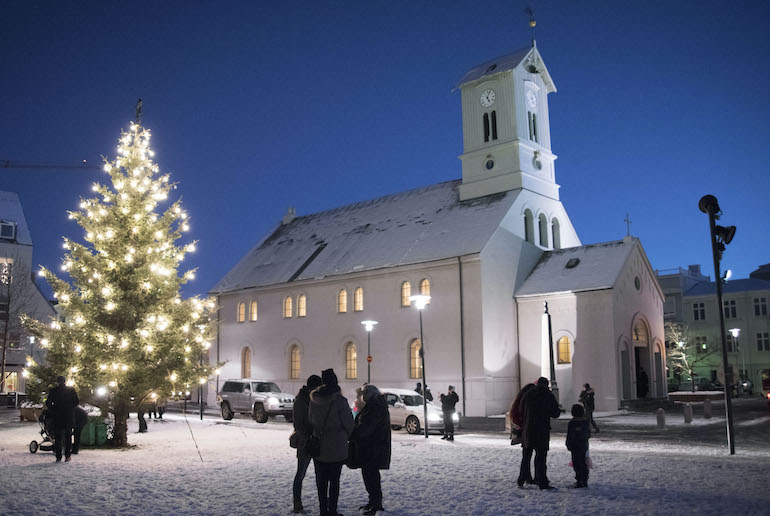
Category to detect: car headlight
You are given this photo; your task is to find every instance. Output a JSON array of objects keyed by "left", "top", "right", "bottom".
[
  {"left": 428, "top": 413, "right": 442, "bottom": 422},
  {"left": 267, "top": 397, "right": 279, "bottom": 406},
  {"left": 452, "top": 413, "right": 459, "bottom": 422}
]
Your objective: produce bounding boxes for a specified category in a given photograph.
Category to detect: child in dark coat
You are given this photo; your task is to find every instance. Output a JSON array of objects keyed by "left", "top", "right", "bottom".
[{"left": 566, "top": 404, "right": 591, "bottom": 488}]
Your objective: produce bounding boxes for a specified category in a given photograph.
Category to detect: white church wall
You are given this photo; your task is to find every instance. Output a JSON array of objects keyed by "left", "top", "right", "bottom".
[{"left": 509, "top": 189, "right": 581, "bottom": 250}]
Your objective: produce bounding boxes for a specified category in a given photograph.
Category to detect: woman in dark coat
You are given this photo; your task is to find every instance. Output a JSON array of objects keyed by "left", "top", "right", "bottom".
[
  {"left": 520, "top": 377, "right": 560, "bottom": 489},
  {"left": 292, "top": 374, "right": 323, "bottom": 514},
  {"left": 351, "top": 385, "right": 391, "bottom": 516}
]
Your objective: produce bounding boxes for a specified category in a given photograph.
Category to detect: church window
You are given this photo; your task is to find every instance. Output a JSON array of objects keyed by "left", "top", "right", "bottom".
[
  {"left": 241, "top": 347, "right": 252, "bottom": 378},
  {"left": 551, "top": 218, "right": 561, "bottom": 250},
  {"left": 283, "top": 296, "right": 293, "bottom": 318},
  {"left": 557, "top": 336, "right": 571, "bottom": 364},
  {"left": 528, "top": 112, "right": 539, "bottom": 143},
  {"left": 483, "top": 113, "right": 490, "bottom": 142},
  {"left": 566, "top": 258, "right": 580, "bottom": 269},
  {"left": 354, "top": 288, "right": 364, "bottom": 312},
  {"left": 633, "top": 322, "right": 648, "bottom": 344},
  {"left": 401, "top": 281, "right": 412, "bottom": 307},
  {"left": 345, "top": 342, "right": 357, "bottom": 379},
  {"left": 338, "top": 290, "right": 348, "bottom": 313},
  {"left": 420, "top": 279, "right": 431, "bottom": 303},
  {"left": 524, "top": 210, "right": 534, "bottom": 243},
  {"left": 298, "top": 294, "right": 307, "bottom": 317},
  {"left": 290, "top": 345, "right": 301, "bottom": 379},
  {"left": 409, "top": 339, "right": 423, "bottom": 378},
  {"left": 538, "top": 214, "right": 548, "bottom": 247},
  {"left": 237, "top": 302, "right": 246, "bottom": 323},
  {"left": 491, "top": 111, "right": 498, "bottom": 140},
  {"left": 249, "top": 301, "right": 258, "bottom": 322}
]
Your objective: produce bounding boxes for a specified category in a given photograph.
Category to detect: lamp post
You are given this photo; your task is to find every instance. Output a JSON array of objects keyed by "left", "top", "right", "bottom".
[
  {"left": 699, "top": 194, "right": 737, "bottom": 454},
  {"left": 730, "top": 328, "right": 744, "bottom": 396},
  {"left": 543, "top": 302, "right": 559, "bottom": 405},
  {"left": 410, "top": 294, "right": 431, "bottom": 439},
  {"left": 361, "top": 320, "right": 378, "bottom": 385}
]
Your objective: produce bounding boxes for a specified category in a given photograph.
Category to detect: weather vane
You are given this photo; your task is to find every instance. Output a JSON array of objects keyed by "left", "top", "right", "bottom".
[
  {"left": 525, "top": 6, "right": 536, "bottom": 45},
  {"left": 135, "top": 98, "right": 143, "bottom": 125},
  {"left": 624, "top": 212, "right": 632, "bottom": 236}
]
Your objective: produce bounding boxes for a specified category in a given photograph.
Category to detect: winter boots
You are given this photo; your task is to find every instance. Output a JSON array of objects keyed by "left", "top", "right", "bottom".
[{"left": 292, "top": 500, "right": 307, "bottom": 514}]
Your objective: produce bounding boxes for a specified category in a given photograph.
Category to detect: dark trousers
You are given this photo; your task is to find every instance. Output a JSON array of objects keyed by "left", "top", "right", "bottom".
[
  {"left": 586, "top": 409, "right": 599, "bottom": 432},
  {"left": 72, "top": 425, "right": 85, "bottom": 454},
  {"left": 518, "top": 446, "right": 534, "bottom": 484},
  {"left": 443, "top": 411, "right": 455, "bottom": 436},
  {"left": 533, "top": 447, "right": 549, "bottom": 487},
  {"left": 53, "top": 424, "right": 73, "bottom": 459},
  {"left": 361, "top": 465, "right": 383, "bottom": 507},
  {"left": 314, "top": 459, "right": 343, "bottom": 516},
  {"left": 293, "top": 455, "right": 312, "bottom": 503},
  {"left": 572, "top": 449, "right": 589, "bottom": 486}
]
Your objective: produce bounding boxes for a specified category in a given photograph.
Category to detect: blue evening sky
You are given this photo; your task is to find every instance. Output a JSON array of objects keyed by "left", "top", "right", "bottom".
[{"left": 2, "top": 1, "right": 769, "bottom": 297}]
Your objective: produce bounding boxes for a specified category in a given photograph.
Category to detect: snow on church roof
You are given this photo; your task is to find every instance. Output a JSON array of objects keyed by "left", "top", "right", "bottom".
[
  {"left": 211, "top": 180, "right": 519, "bottom": 293},
  {"left": 455, "top": 46, "right": 532, "bottom": 88},
  {"left": 515, "top": 239, "right": 636, "bottom": 297}
]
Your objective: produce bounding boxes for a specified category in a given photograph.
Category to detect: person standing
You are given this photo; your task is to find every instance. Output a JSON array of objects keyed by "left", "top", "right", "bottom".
[
  {"left": 72, "top": 405, "right": 88, "bottom": 455},
  {"left": 520, "top": 377, "right": 560, "bottom": 489},
  {"left": 566, "top": 404, "right": 591, "bottom": 488},
  {"left": 415, "top": 382, "right": 433, "bottom": 402},
  {"left": 292, "top": 374, "right": 323, "bottom": 514},
  {"left": 439, "top": 386, "right": 459, "bottom": 441},
  {"left": 309, "top": 369, "right": 353, "bottom": 516},
  {"left": 579, "top": 383, "right": 600, "bottom": 433},
  {"left": 512, "top": 382, "right": 537, "bottom": 487},
  {"left": 351, "top": 385, "right": 391, "bottom": 516},
  {"left": 46, "top": 376, "right": 79, "bottom": 462},
  {"left": 638, "top": 369, "right": 649, "bottom": 398}
]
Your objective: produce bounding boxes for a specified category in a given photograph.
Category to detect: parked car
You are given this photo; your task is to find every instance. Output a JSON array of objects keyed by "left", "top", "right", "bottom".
[
  {"left": 677, "top": 378, "right": 722, "bottom": 392},
  {"left": 218, "top": 379, "right": 294, "bottom": 423},
  {"left": 379, "top": 387, "right": 458, "bottom": 435}
]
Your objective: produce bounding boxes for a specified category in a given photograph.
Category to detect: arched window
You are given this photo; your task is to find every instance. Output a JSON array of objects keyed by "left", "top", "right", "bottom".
[
  {"left": 538, "top": 214, "right": 548, "bottom": 247},
  {"left": 345, "top": 342, "right": 357, "bottom": 379},
  {"left": 524, "top": 209, "right": 534, "bottom": 243},
  {"left": 241, "top": 347, "right": 252, "bottom": 378},
  {"left": 283, "top": 296, "right": 293, "bottom": 318},
  {"left": 249, "top": 301, "right": 258, "bottom": 322},
  {"left": 337, "top": 289, "right": 347, "bottom": 313},
  {"left": 483, "top": 113, "right": 490, "bottom": 142},
  {"left": 491, "top": 110, "right": 498, "bottom": 140},
  {"left": 557, "top": 336, "right": 571, "bottom": 364},
  {"left": 551, "top": 218, "right": 561, "bottom": 250},
  {"left": 409, "top": 339, "right": 423, "bottom": 378},
  {"left": 528, "top": 111, "right": 538, "bottom": 143},
  {"left": 401, "top": 281, "right": 412, "bottom": 307},
  {"left": 297, "top": 294, "right": 307, "bottom": 317},
  {"left": 420, "top": 279, "right": 431, "bottom": 304},
  {"left": 633, "top": 322, "right": 648, "bottom": 344},
  {"left": 354, "top": 287, "right": 363, "bottom": 312},
  {"left": 237, "top": 302, "right": 245, "bottom": 322},
  {"left": 290, "top": 345, "right": 301, "bottom": 379}
]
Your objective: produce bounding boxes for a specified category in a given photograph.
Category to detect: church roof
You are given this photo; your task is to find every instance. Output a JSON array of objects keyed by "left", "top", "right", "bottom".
[
  {"left": 455, "top": 46, "right": 532, "bottom": 88},
  {"left": 515, "top": 239, "right": 636, "bottom": 297},
  {"left": 211, "top": 180, "right": 519, "bottom": 293},
  {"left": 683, "top": 278, "right": 770, "bottom": 297},
  {"left": 0, "top": 190, "right": 34, "bottom": 246}
]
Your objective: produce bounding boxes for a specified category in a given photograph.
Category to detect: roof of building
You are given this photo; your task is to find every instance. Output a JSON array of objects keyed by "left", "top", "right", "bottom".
[
  {"left": 515, "top": 238, "right": 637, "bottom": 297},
  {"left": 455, "top": 46, "right": 532, "bottom": 88},
  {"left": 0, "top": 191, "right": 33, "bottom": 245},
  {"left": 684, "top": 278, "right": 770, "bottom": 297},
  {"left": 750, "top": 263, "right": 770, "bottom": 281},
  {"left": 211, "top": 180, "right": 520, "bottom": 293}
]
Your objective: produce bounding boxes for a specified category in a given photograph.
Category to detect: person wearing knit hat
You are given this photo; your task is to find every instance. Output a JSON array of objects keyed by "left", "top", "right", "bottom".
[
  {"left": 292, "top": 375, "right": 323, "bottom": 514},
  {"left": 350, "top": 384, "right": 391, "bottom": 515}
]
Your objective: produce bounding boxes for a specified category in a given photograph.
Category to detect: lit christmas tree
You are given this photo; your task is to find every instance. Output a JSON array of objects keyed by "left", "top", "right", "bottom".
[{"left": 23, "top": 119, "right": 219, "bottom": 446}]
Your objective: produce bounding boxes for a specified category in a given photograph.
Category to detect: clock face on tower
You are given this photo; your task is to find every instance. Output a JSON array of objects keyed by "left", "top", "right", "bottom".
[
  {"left": 526, "top": 90, "right": 537, "bottom": 109},
  {"left": 480, "top": 89, "right": 496, "bottom": 108}
]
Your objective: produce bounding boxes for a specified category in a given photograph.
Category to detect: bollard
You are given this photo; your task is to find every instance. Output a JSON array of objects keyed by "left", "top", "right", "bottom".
[
  {"left": 703, "top": 398, "right": 712, "bottom": 419},
  {"left": 656, "top": 408, "right": 666, "bottom": 429},
  {"left": 683, "top": 403, "right": 693, "bottom": 424}
]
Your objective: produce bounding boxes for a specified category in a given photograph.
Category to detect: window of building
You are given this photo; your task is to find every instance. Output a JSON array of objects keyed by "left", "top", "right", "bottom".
[
  {"left": 538, "top": 214, "right": 548, "bottom": 247},
  {"left": 290, "top": 345, "right": 301, "bottom": 379},
  {"left": 237, "top": 302, "right": 246, "bottom": 323},
  {"left": 338, "top": 290, "right": 347, "bottom": 313},
  {"left": 723, "top": 299, "right": 737, "bottom": 319},
  {"left": 754, "top": 297, "right": 768, "bottom": 316},
  {"left": 241, "top": 347, "right": 251, "bottom": 378},
  {"left": 491, "top": 110, "right": 498, "bottom": 140},
  {"left": 345, "top": 342, "right": 357, "bottom": 379},
  {"left": 693, "top": 303, "right": 705, "bottom": 321},
  {"left": 249, "top": 301, "right": 258, "bottom": 322},
  {"left": 283, "top": 297, "right": 293, "bottom": 319},
  {"left": 695, "top": 336, "right": 708, "bottom": 353},
  {"left": 420, "top": 279, "right": 430, "bottom": 303},
  {"left": 528, "top": 112, "right": 538, "bottom": 142},
  {"left": 2, "top": 371, "right": 18, "bottom": 393},
  {"left": 354, "top": 288, "right": 363, "bottom": 312},
  {"left": 0, "top": 260, "right": 12, "bottom": 285},
  {"left": 557, "top": 336, "right": 571, "bottom": 364},
  {"left": 483, "top": 113, "right": 490, "bottom": 143},
  {"left": 551, "top": 218, "right": 561, "bottom": 250},
  {"left": 297, "top": 294, "right": 307, "bottom": 317},
  {"left": 524, "top": 209, "right": 534, "bottom": 243},
  {"left": 757, "top": 332, "right": 770, "bottom": 352},
  {"left": 401, "top": 281, "right": 412, "bottom": 307},
  {"left": 726, "top": 333, "right": 739, "bottom": 352},
  {"left": 409, "top": 339, "right": 422, "bottom": 379}
]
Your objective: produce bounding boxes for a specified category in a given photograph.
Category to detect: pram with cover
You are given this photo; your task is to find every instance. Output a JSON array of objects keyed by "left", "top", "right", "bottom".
[{"left": 29, "top": 410, "right": 55, "bottom": 453}]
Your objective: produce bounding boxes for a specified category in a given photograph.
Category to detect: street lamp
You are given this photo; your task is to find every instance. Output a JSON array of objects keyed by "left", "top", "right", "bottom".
[
  {"left": 699, "top": 194, "right": 737, "bottom": 455},
  {"left": 730, "top": 328, "right": 745, "bottom": 396},
  {"left": 361, "top": 320, "right": 378, "bottom": 385},
  {"left": 409, "top": 294, "right": 431, "bottom": 439},
  {"left": 543, "top": 302, "right": 559, "bottom": 405}
]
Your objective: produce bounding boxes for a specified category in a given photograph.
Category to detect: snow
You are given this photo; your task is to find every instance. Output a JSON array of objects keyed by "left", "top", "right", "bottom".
[{"left": 1, "top": 412, "right": 769, "bottom": 516}]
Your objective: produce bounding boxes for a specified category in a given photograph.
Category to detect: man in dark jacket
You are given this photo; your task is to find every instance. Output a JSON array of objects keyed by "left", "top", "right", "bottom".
[
  {"left": 439, "top": 386, "right": 459, "bottom": 441},
  {"left": 46, "top": 376, "right": 79, "bottom": 462},
  {"left": 519, "top": 377, "right": 560, "bottom": 489},
  {"left": 351, "top": 385, "right": 391, "bottom": 516},
  {"left": 512, "top": 382, "right": 537, "bottom": 486},
  {"left": 579, "top": 383, "right": 600, "bottom": 432},
  {"left": 415, "top": 382, "right": 433, "bottom": 402},
  {"left": 566, "top": 404, "right": 591, "bottom": 488},
  {"left": 72, "top": 405, "right": 89, "bottom": 455},
  {"left": 292, "top": 374, "right": 323, "bottom": 514}
]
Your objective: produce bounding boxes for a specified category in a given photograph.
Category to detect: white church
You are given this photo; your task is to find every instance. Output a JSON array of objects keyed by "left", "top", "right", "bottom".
[{"left": 210, "top": 43, "right": 665, "bottom": 415}]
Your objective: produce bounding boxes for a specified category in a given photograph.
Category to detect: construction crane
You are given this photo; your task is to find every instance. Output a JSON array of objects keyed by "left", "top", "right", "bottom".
[{"left": 1, "top": 159, "right": 102, "bottom": 171}]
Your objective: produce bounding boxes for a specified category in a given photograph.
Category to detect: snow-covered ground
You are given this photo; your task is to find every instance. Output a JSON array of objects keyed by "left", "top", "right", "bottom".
[{"left": 1, "top": 413, "right": 769, "bottom": 516}]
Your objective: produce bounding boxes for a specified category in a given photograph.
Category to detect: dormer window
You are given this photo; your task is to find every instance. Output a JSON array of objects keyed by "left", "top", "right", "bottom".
[{"left": 0, "top": 221, "right": 16, "bottom": 241}]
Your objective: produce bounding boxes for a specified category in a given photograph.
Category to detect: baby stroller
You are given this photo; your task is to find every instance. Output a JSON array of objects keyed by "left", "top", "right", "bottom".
[{"left": 29, "top": 410, "right": 55, "bottom": 454}]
